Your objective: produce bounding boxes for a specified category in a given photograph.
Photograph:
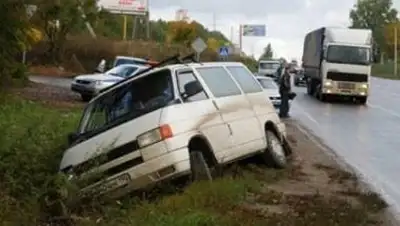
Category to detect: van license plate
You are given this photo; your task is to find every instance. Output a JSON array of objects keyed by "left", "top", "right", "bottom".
[
  {"left": 338, "top": 83, "right": 355, "bottom": 89},
  {"left": 96, "top": 174, "right": 131, "bottom": 194}
]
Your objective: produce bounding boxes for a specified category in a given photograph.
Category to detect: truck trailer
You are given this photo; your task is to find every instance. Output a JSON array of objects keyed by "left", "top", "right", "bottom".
[{"left": 302, "top": 27, "right": 372, "bottom": 104}]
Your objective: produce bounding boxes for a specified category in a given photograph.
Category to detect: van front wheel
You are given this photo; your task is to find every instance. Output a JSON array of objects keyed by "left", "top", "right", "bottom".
[
  {"left": 190, "top": 151, "right": 213, "bottom": 181},
  {"left": 262, "top": 130, "right": 288, "bottom": 169}
]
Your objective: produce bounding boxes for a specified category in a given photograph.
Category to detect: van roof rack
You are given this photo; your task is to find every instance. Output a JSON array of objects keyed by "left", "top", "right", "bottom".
[{"left": 100, "top": 53, "right": 199, "bottom": 94}]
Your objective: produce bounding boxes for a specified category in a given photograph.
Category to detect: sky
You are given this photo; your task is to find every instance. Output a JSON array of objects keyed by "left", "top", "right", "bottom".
[{"left": 102, "top": 0, "right": 400, "bottom": 62}]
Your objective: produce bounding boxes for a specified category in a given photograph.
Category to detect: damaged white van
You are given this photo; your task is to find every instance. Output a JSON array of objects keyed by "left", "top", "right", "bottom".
[{"left": 60, "top": 55, "right": 292, "bottom": 199}]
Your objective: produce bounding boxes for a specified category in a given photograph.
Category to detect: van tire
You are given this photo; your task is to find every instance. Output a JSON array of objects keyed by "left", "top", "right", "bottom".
[
  {"left": 262, "top": 130, "right": 287, "bottom": 169},
  {"left": 190, "top": 151, "right": 213, "bottom": 181}
]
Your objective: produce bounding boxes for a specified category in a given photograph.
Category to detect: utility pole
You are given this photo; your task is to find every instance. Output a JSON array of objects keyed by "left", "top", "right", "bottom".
[
  {"left": 239, "top": 25, "right": 243, "bottom": 56},
  {"left": 230, "top": 26, "right": 234, "bottom": 42},
  {"left": 395, "top": 25, "right": 398, "bottom": 76},
  {"left": 123, "top": 15, "right": 127, "bottom": 40}
]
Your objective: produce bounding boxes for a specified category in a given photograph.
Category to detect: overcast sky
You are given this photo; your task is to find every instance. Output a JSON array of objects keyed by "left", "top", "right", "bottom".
[{"left": 146, "top": 0, "right": 400, "bottom": 61}]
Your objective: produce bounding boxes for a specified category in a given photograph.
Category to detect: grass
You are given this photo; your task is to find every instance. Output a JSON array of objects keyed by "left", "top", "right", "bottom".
[
  {"left": 0, "top": 93, "right": 391, "bottom": 226},
  {"left": 372, "top": 62, "right": 400, "bottom": 79}
]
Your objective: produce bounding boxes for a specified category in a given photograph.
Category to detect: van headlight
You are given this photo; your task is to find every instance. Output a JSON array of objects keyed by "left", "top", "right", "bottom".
[
  {"left": 137, "top": 124, "right": 173, "bottom": 148},
  {"left": 361, "top": 84, "right": 368, "bottom": 89},
  {"left": 324, "top": 81, "right": 332, "bottom": 87}
]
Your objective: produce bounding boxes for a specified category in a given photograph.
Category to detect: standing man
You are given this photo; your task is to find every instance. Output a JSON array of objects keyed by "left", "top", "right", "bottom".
[{"left": 279, "top": 64, "right": 291, "bottom": 118}]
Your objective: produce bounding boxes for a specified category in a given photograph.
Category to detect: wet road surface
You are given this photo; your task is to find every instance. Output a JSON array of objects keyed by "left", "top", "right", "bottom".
[
  {"left": 290, "top": 76, "right": 400, "bottom": 216},
  {"left": 29, "top": 75, "right": 400, "bottom": 216}
]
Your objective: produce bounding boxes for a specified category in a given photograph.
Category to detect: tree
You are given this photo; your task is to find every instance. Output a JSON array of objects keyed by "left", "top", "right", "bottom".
[
  {"left": 31, "top": 0, "right": 98, "bottom": 63},
  {"left": 166, "top": 21, "right": 197, "bottom": 45},
  {"left": 259, "top": 43, "right": 273, "bottom": 60},
  {"left": 349, "top": 0, "right": 398, "bottom": 59},
  {"left": 0, "top": 0, "right": 32, "bottom": 85},
  {"left": 207, "top": 37, "right": 219, "bottom": 51}
]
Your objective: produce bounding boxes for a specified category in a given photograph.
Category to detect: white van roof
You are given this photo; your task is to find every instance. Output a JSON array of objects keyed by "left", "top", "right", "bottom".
[{"left": 91, "top": 62, "right": 247, "bottom": 101}]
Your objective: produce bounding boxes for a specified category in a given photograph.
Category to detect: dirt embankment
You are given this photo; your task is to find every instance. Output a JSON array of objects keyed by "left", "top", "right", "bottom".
[{"left": 248, "top": 119, "right": 398, "bottom": 225}]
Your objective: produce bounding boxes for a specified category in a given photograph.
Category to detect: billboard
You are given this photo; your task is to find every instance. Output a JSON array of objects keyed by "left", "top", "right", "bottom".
[
  {"left": 98, "top": 0, "right": 148, "bottom": 15},
  {"left": 242, "top": 24, "right": 266, "bottom": 36}
]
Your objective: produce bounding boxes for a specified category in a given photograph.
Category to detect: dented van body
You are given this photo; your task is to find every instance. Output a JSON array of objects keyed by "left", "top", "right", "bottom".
[{"left": 60, "top": 60, "right": 291, "bottom": 199}]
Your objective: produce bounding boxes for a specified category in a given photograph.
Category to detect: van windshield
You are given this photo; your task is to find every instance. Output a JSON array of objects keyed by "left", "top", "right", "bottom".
[{"left": 78, "top": 69, "right": 174, "bottom": 135}]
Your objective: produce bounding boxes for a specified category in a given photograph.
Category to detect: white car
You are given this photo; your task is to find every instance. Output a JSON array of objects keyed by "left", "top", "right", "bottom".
[
  {"left": 71, "top": 64, "right": 148, "bottom": 101},
  {"left": 61, "top": 60, "right": 292, "bottom": 199},
  {"left": 256, "top": 76, "right": 281, "bottom": 108}
]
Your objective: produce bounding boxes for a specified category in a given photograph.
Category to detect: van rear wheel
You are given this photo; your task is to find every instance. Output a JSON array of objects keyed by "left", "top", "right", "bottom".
[
  {"left": 262, "top": 130, "right": 288, "bottom": 169},
  {"left": 190, "top": 151, "right": 213, "bottom": 181}
]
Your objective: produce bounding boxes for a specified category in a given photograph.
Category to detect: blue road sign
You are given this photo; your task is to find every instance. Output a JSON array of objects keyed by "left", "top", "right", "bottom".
[
  {"left": 219, "top": 46, "right": 229, "bottom": 56},
  {"left": 242, "top": 24, "right": 266, "bottom": 36}
]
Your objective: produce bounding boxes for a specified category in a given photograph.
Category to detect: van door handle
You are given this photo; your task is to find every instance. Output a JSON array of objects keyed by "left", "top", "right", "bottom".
[{"left": 212, "top": 100, "right": 219, "bottom": 110}]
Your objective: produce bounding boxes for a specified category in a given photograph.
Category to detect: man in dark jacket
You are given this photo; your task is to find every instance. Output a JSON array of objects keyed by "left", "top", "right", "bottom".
[{"left": 279, "top": 64, "right": 291, "bottom": 118}]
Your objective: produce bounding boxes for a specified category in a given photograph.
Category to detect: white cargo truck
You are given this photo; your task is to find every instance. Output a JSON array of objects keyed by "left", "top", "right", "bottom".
[{"left": 302, "top": 27, "right": 372, "bottom": 104}]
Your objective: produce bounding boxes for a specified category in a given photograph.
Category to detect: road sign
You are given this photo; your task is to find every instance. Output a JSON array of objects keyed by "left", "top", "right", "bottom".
[
  {"left": 98, "top": 0, "right": 148, "bottom": 15},
  {"left": 242, "top": 24, "right": 266, "bottom": 36},
  {"left": 219, "top": 46, "right": 229, "bottom": 56},
  {"left": 191, "top": 37, "right": 207, "bottom": 54}
]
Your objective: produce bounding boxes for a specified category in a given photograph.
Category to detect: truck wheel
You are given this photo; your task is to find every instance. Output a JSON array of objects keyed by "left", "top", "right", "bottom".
[
  {"left": 306, "top": 79, "right": 313, "bottom": 95},
  {"left": 190, "top": 151, "right": 213, "bottom": 181},
  {"left": 316, "top": 84, "right": 326, "bottom": 102},
  {"left": 261, "top": 130, "right": 287, "bottom": 169},
  {"left": 357, "top": 96, "right": 367, "bottom": 105},
  {"left": 81, "top": 94, "right": 92, "bottom": 102}
]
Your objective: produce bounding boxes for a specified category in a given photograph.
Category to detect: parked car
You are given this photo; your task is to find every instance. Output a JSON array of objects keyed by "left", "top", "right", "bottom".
[
  {"left": 60, "top": 56, "right": 292, "bottom": 200},
  {"left": 112, "top": 56, "right": 159, "bottom": 68},
  {"left": 71, "top": 64, "right": 148, "bottom": 101},
  {"left": 294, "top": 69, "right": 306, "bottom": 86},
  {"left": 256, "top": 76, "right": 281, "bottom": 108}
]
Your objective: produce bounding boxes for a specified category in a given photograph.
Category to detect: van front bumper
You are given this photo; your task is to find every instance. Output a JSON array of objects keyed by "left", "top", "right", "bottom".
[{"left": 79, "top": 147, "right": 191, "bottom": 199}]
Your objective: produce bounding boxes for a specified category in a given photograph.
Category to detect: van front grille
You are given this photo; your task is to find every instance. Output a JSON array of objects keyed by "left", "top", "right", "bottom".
[{"left": 73, "top": 140, "right": 139, "bottom": 176}]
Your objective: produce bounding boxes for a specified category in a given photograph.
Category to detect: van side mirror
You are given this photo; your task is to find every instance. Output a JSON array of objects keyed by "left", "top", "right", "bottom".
[
  {"left": 183, "top": 81, "right": 203, "bottom": 98},
  {"left": 67, "top": 132, "right": 79, "bottom": 145}
]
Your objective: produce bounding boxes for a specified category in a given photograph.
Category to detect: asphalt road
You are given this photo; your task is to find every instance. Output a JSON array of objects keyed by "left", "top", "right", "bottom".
[
  {"left": 30, "top": 75, "right": 72, "bottom": 89},
  {"left": 290, "top": 77, "right": 400, "bottom": 215},
  {"left": 29, "top": 74, "right": 400, "bottom": 215}
]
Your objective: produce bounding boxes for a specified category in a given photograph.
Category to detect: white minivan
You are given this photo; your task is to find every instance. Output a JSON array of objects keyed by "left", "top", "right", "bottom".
[{"left": 60, "top": 61, "right": 292, "bottom": 199}]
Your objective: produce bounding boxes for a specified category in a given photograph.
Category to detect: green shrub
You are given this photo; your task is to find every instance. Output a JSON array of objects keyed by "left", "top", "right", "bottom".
[{"left": 0, "top": 95, "right": 81, "bottom": 224}]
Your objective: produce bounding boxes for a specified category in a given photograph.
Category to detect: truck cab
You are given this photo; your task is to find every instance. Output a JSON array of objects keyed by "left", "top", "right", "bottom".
[
  {"left": 303, "top": 27, "right": 372, "bottom": 104},
  {"left": 258, "top": 60, "right": 281, "bottom": 79},
  {"left": 321, "top": 43, "right": 370, "bottom": 99}
]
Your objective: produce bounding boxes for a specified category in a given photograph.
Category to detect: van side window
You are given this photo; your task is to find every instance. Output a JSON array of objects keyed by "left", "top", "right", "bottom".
[
  {"left": 176, "top": 71, "right": 208, "bottom": 102},
  {"left": 196, "top": 66, "right": 241, "bottom": 97},
  {"left": 226, "top": 66, "right": 263, "bottom": 93}
]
